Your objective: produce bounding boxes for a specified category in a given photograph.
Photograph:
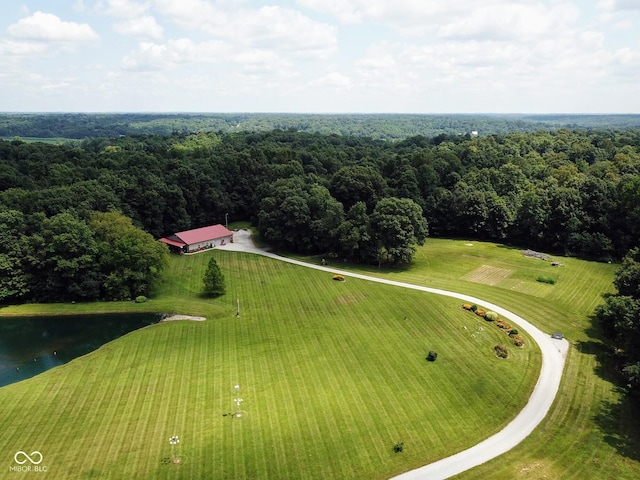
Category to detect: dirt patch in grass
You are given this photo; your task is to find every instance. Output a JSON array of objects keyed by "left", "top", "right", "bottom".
[
  {"left": 333, "top": 292, "right": 367, "bottom": 306},
  {"left": 462, "top": 265, "right": 513, "bottom": 286}
]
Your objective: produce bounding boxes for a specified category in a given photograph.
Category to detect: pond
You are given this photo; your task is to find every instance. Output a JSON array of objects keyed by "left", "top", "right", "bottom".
[{"left": 0, "top": 313, "right": 162, "bottom": 388}]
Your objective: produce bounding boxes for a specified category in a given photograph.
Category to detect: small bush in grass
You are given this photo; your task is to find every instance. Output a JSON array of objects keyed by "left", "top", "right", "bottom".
[
  {"left": 470, "top": 304, "right": 478, "bottom": 312},
  {"left": 494, "top": 344, "right": 509, "bottom": 358},
  {"left": 393, "top": 442, "right": 404, "bottom": 453},
  {"left": 536, "top": 275, "right": 557, "bottom": 285},
  {"left": 485, "top": 311, "right": 498, "bottom": 322},
  {"left": 426, "top": 351, "right": 438, "bottom": 362},
  {"left": 509, "top": 329, "right": 519, "bottom": 336},
  {"left": 462, "top": 303, "right": 472, "bottom": 310},
  {"left": 332, "top": 274, "right": 345, "bottom": 282},
  {"left": 135, "top": 295, "right": 147, "bottom": 303},
  {"left": 475, "top": 309, "right": 486, "bottom": 317},
  {"left": 513, "top": 335, "right": 525, "bottom": 347}
]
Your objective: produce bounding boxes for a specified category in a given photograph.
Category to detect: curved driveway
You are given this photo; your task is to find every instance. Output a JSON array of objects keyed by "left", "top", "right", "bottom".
[{"left": 221, "top": 231, "right": 569, "bottom": 479}]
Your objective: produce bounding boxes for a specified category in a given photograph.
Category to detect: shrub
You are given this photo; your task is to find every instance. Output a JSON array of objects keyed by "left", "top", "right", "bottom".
[
  {"left": 426, "top": 351, "right": 438, "bottom": 362},
  {"left": 497, "top": 320, "right": 511, "bottom": 330},
  {"left": 393, "top": 442, "right": 404, "bottom": 453},
  {"left": 470, "top": 304, "right": 478, "bottom": 312},
  {"left": 537, "top": 275, "right": 557, "bottom": 285},
  {"left": 513, "top": 335, "right": 525, "bottom": 347},
  {"left": 509, "top": 329, "right": 519, "bottom": 336},
  {"left": 332, "top": 274, "right": 345, "bottom": 281},
  {"left": 475, "top": 309, "right": 486, "bottom": 317},
  {"left": 462, "top": 303, "right": 472, "bottom": 310},
  {"left": 135, "top": 295, "right": 147, "bottom": 303},
  {"left": 494, "top": 344, "right": 509, "bottom": 358},
  {"left": 484, "top": 311, "right": 498, "bottom": 322}
]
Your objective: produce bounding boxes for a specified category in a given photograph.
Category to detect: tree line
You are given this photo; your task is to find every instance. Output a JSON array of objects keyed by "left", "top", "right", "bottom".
[
  {"left": 3, "top": 113, "right": 640, "bottom": 141},
  {"left": 1, "top": 127, "right": 639, "bottom": 303},
  {"left": 595, "top": 249, "right": 640, "bottom": 393}
]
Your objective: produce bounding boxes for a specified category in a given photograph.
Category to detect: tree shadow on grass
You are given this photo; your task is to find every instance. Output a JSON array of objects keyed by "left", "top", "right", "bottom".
[
  {"left": 594, "top": 397, "right": 640, "bottom": 463},
  {"left": 575, "top": 322, "right": 640, "bottom": 463}
]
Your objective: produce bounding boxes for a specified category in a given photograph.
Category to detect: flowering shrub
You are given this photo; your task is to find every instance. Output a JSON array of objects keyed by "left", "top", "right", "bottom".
[
  {"left": 475, "top": 309, "right": 486, "bottom": 317},
  {"left": 513, "top": 335, "right": 525, "bottom": 347},
  {"left": 332, "top": 274, "right": 345, "bottom": 281},
  {"left": 462, "top": 304, "right": 472, "bottom": 310}
]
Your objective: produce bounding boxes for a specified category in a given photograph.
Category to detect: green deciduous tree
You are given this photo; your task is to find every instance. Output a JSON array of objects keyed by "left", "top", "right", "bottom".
[
  {"left": 370, "top": 197, "right": 428, "bottom": 265},
  {"left": 90, "top": 211, "right": 168, "bottom": 300},
  {"left": 30, "top": 212, "right": 101, "bottom": 302},
  {"left": 330, "top": 165, "right": 386, "bottom": 211},
  {"left": 595, "top": 248, "right": 640, "bottom": 390}
]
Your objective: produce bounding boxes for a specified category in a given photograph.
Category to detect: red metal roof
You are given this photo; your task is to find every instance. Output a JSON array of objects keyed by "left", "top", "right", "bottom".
[
  {"left": 174, "top": 224, "right": 232, "bottom": 245},
  {"left": 159, "top": 237, "right": 186, "bottom": 248}
]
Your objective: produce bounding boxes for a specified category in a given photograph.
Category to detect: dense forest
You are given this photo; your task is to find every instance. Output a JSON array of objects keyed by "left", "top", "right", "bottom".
[
  {"left": 3, "top": 113, "right": 640, "bottom": 141},
  {"left": 1, "top": 126, "right": 640, "bottom": 306}
]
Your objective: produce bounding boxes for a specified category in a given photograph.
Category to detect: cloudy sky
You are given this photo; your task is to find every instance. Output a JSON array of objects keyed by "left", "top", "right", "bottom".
[{"left": 1, "top": 0, "right": 639, "bottom": 113}]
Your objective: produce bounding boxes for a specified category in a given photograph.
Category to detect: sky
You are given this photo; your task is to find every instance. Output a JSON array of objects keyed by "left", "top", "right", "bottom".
[{"left": 0, "top": 0, "right": 639, "bottom": 113}]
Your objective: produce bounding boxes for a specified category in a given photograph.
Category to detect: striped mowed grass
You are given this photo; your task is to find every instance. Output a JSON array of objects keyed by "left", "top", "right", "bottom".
[
  {"left": 1, "top": 249, "right": 540, "bottom": 480},
  {"left": 303, "top": 239, "right": 640, "bottom": 479}
]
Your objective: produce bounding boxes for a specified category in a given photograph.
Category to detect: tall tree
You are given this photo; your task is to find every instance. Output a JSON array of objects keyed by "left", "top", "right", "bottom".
[
  {"left": 329, "top": 165, "right": 386, "bottom": 211},
  {"left": 29, "top": 212, "right": 101, "bottom": 302},
  {"left": 595, "top": 248, "right": 640, "bottom": 391},
  {"left": 337, "top": 202, "right": 373, "bottom": 262},
  {"left": 90, "top": 211, "right": 168, "bottom": 300},
  {"left": 202, "top": 257, "right": 225, "bottom": 297},
  {"left": 370, "top": 197, "right": 428, "bottom": 265}
]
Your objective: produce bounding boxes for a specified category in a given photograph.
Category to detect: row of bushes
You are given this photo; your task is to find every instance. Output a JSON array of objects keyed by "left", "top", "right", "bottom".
[{"left": 462, "top": 304, "right": 525, "bottom": 348}]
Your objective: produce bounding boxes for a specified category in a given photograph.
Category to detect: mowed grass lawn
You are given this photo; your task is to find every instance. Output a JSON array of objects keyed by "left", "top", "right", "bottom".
[
  {"left": 302, "top": 239, "right": 640, "bottom": 480},
  {"left": 0, "top": 248, "right": 541, "bottom": 480}
]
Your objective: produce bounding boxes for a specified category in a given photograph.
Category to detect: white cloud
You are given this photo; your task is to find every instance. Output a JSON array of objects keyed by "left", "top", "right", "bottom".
[
  {"left": 0, "top": 39, "right": 49, "bottom": 56},
  {"left": 310, "top": 72, "right": 352, "bottom": 87},
  {"left": 299, "top": 1, "right": 580, "bottom": 41},
  {"left": 154, "top": 0, "right": 337, "bottom": 59},
  {"left": 42, "top": 81, "right": 73, "bottom": 91},
  {"left": 121, "top": 38, "right": 239, "bottom": 70},
  {"left": 597, "top": 0, "right": 640, "bottom": 12},
  {"left": 114, "top": 15, "right": 163, "bottom": 39},
  {"left": 95, "top": 0, "right": 150, "bottom": 18},
  {"left": 7, "top": 11, "right": 99, "bottom": 43},
  {"left": 437, "top": 3, "right": 580, "bottom": 41}
]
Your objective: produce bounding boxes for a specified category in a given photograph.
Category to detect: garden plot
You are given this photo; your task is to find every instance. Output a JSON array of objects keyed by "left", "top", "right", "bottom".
[{"left": 462, "top": 265, "right": 513, "bottom": 286}]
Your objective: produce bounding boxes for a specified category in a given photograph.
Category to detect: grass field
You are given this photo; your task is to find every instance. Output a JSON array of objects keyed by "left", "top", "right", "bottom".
[
  {"left": 300, "top": 238, "right": 640, "bottom": 479},
  {"left": 0, "top": 136, "right": 74, "bottom": 144},
  {"left": 1, "top": 237, "right": 639, "bottom": 479}
]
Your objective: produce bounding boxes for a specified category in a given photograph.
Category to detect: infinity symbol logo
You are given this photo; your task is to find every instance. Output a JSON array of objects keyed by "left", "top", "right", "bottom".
[{"left": 14, "top": 451, "right": 43, "bottom": 465}]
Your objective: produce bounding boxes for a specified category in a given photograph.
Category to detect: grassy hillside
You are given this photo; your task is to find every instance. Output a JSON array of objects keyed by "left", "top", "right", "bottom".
[
  {"left": 2, "top": 238, "right": 638, "bottom": 479},
  {"left": 299, "top": 239, "right": 640, "bottom": 479},
  {"left": 1, "top": 248, "right": 539, "bottom": 479}
]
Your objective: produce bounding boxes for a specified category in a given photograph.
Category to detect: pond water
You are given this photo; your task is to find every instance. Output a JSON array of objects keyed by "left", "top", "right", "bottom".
[{"left": 0, "top": 313, "right": 162, "bottom": 388}]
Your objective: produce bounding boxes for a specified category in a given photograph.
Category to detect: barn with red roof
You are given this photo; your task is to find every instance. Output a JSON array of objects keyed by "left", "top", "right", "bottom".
[{"left": 159, "top": 224, "right": 233, "bottom": 253}]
